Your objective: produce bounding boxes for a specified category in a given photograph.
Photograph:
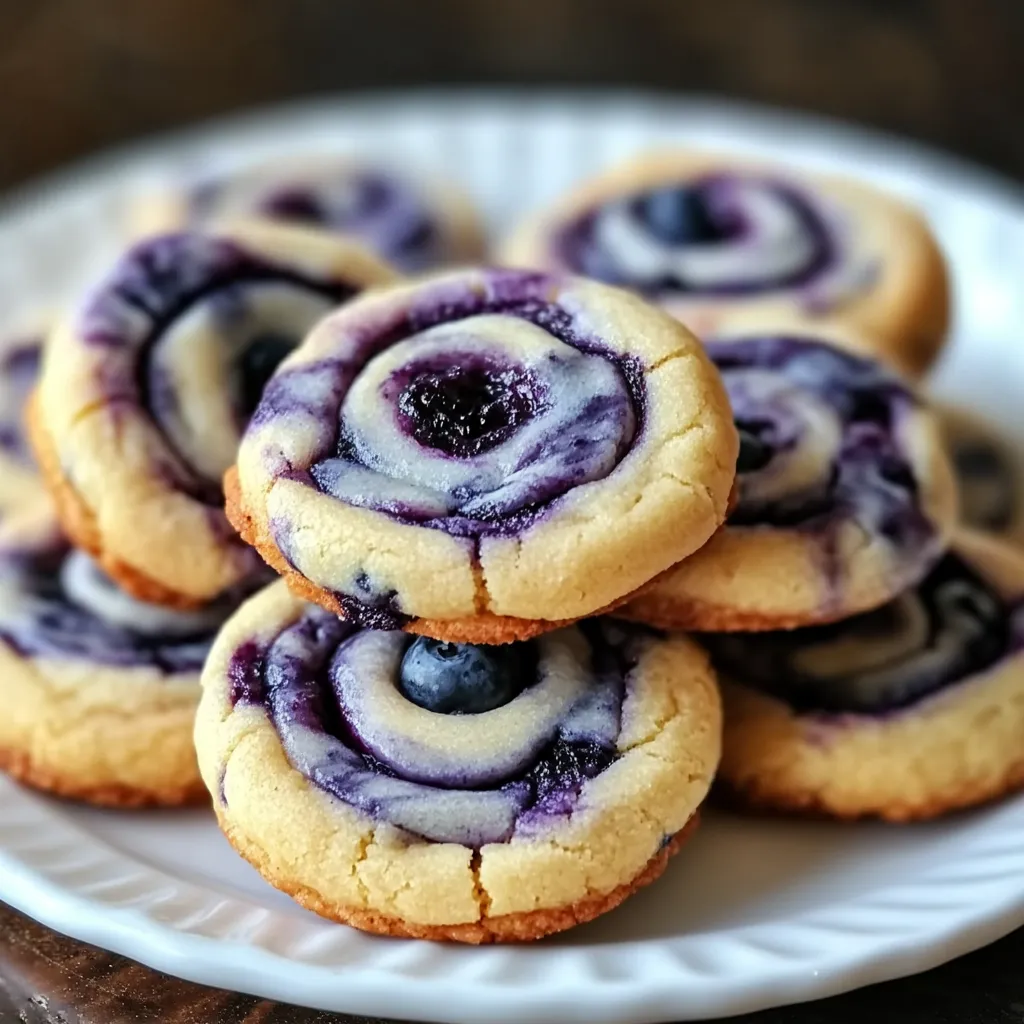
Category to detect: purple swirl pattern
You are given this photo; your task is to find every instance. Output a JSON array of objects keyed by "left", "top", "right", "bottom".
[
  {"left": 186, "top": 163, "right": 464, "bottom": 271},
  {"left": 0, "top": 542, "right": 236, "bottom": 673},
  {"left": 557, "top": 173, "right": 841, "bottom": 299},
  {"left": 228, "top": 612, "right": 646, "bottom": 846},
  {"left": 80, "top": 232, "right": 362, "bottom": 498},
  {"left": 708, "top": 335, "right": 939, "bottom": 557},
  {"left": 705, "top": 551, "right": 1024, "bottom": 714}
]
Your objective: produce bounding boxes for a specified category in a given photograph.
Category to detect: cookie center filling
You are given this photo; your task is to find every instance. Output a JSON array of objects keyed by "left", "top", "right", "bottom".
[
  {"left": 238, "top": 332, "right": 298, "bottom": 417},
  {"left": 708, "top": 336, "right": 932, "bottom": 552},
  {"left": 146, "top": 279, "right": 338, "bottom": 490},
  {"left": 231, "top": 612, "right": 635, "bottom": 845},
  {"left": 630, "top": 185, "right": 737, "bottom": 245},
  {"left": 704, "top": 554, "right": 1021, "bottom": 714},
  {"left": 557, "top": 173, "right": 837, "bottom": 297},
  {"left": 735, "top": 418, "right": 778, "bottom": 474},
  {"left": 951, "top": 437, "right": 1018, "bottom": 532},
  {"left": 396, "top": 362, "right": 540, "bottom": 458},
  {"left": 258, "top": 187, "right": 330, "bottom": 224},
  {"left": 0, "top": 547, "right": 232, "bottom": 671}
]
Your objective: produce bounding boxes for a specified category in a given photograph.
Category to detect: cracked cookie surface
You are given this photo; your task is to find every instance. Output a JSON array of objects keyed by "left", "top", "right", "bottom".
[
  {"left": 229, "top": 267, "right": 737, "bottom": 642},
  {"left": 32, "top": 221, "right": 399, "bottom": 607},
  {"left": 501, "top": 150, "right": 950, "bottom": 378},
  {"left": 707, "top": 531, "right": 1024, "bottom": 820},
  {"left": 195, "top": 580, "right": 721, "bottom": 940},
  {"left": 620, "top": 327, "right": 957, "bottom": 632}
]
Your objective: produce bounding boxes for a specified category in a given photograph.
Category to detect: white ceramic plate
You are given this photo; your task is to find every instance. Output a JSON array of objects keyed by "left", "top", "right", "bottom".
[{"left": 1, "top": 92, "right": 1023, "bottom": 1024}]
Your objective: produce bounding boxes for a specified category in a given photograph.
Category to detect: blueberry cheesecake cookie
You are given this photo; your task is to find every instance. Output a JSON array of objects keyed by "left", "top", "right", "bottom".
[
  {"left": 0, "top": 324, "right": 60, "bottom": 549},
  {"left": 620, "top": 328, "right": 957, "bottom": 632},
  {"left": 501, "top": 151, "right": 950, "bottom": 377},
  {"left": 195, "top": 580, "right": 720, "bottom": 941},
  {"left": 30, "top": 222, "right": 398, "bottom": 608},
  {"left": 937, "top": 404, "right": 1024, "bottom": 544},
  {"left": 227, "top": 267, "right": 737, "bottom": 643},
  {"left": 130, "top": 156, "right": 484, "bottom": 272},
  {"left": 707, "top": 531, "right": 1024, "bottom": 820},
  {"left": 0, "top": 533, "right": 247, "bottom": 806}
]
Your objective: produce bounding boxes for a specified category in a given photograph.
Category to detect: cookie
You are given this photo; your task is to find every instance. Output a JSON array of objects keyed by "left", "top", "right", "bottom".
[
  {"left": 31, "top": 221, "right": 399, "bottom": 608},
  {"left": 228, "top": 266, "right": 737, "bottom": 643},
  {"left": 195, "top": 580, "right": 721, "bottom": 942},
  {"left": 501, "top": 150, "right": 950, "bottom": 377},
  {"left": 937, "top": 403, "right": 1024, "bottom": 543},
  {"left": 619, "top": 328, "right": 957, "bottom": 632},
  {"left": 129, "top": 155, "right": 484, "bottom": 272},
  {"left": 705, "top": 531, "right": 1024, "bottom": 821},
  {"left": 0, "top": 325, "right": 61, "bottom": 550},
  {"left": 0, "top": 532, "right": 250, "bottom": 806}
]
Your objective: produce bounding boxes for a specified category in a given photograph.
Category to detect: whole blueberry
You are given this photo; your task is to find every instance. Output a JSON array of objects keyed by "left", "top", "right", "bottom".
[
  {"left": 239, "top": 332, "right": 296, "bottom": 414},
  {"left": 398, "top": 637, "right": 530, "bottom": 714},
  {"left": 636, "top": 186, "right": 721, "bottom": 244}
]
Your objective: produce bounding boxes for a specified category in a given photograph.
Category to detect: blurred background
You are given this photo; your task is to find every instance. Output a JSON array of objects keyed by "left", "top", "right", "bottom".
[{"left": 0, "top": 0, "right": 1021, "bottom": 191}]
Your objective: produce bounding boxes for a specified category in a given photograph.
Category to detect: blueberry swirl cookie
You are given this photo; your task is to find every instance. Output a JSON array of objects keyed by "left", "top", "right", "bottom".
[
  {"left": 620, "top": 329, "right": 957, "bottom": 632},
  {"left": 130, "top": 156, "right": 484, "bottom": 272},
  {"left": 501, "top": 151, "right": 950, "bottom": 378},
  {"left": 228, "top": 267, "right": 737, "bottom": 643},
  {"left": 0, "top": 325, "right": 60, "bottom": 549},
  {"left": 30, "top": 222, "right": 399, "bottom": 608},
  {"left": 707, "top": 531, "right": 1024, "bottom": 820},
  {"left": 937, "top": 404, "right": 1024, "bottom": 544},
  {"left": 0, "top": 533, "right": 247, "bottom": 806},
  {"left": 195, "top": 580, "right": 720, "bottom": 941}
]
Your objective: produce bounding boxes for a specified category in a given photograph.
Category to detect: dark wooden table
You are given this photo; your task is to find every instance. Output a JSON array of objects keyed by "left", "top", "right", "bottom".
[{"left": 1, "top": 901, "right": 1022, "bottom": 1023}]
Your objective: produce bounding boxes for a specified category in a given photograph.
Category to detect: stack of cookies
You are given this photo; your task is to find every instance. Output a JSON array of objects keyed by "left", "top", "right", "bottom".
[{"left": 1, "top": 146, "right": 1021, "bottom": 945}]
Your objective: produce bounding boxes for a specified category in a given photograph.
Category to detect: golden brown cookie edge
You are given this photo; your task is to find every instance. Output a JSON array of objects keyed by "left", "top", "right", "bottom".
[
  {"left": 26, "top": 394, "right": 211, "bottom": 611},
  {"left": 0, "top": 745, "right": 209, "bottom": 809},
  {"left": 225, "top": 467, "right": 663, "bottom": 644},
  {"left": 220, "top": 813, "right": 698, "bottom": 943},
  {"left": 715, "top": 755, "right": 1024, "bottom": 823}
]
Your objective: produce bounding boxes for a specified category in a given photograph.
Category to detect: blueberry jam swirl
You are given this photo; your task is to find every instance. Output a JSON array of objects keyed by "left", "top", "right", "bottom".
[
  {"left": 191, "top": 166, "right": 442, "bottom": 271},
  {"left": 228, "top": 612, "right": 646, "bottom": 846},
  {"left": 707, "top": 336, "right": 936, "bottom": 552},
  {"left": 80, "top": 233, "right": 358, "bottom": 500},
  {"left": 0, "top": 336, "right": 42, "bottom": 462},
  {"left": 557, "top": 174, "right": 847, "bottom": 299},
  {"left": 0, "top": 545, "right": 238, "bottom": 672},
  {"left": 705, "top": 553, "right": 1024, "bottom": 714}
]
